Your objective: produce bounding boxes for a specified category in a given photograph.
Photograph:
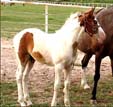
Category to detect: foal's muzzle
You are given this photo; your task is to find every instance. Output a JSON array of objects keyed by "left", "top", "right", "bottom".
[{"left": 92, "top": 25, "right": 98, "bottom": 34}]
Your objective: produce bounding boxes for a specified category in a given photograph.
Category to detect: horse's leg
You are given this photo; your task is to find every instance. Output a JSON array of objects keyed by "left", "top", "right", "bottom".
[
  {"left": 63, "top": 68, "right": 71, "bottom": 107},
  {"left": 81, "top": 53, "right": 92, "bottom": 89},
  {"left": 15, "top": 51, "right": 30, "bottom": 106},
  {"left": 110, "top": 56, "right": 113, "bottom": 77},
  {"left": 91, "top": 53, "right": 101, "bottom": 104},
  {"left": 16, "top": 64, "right": 26, "bottom": 106},
  {"left": 51, "top": 64, "right": 62, "bottom": 107},
  {"left": 23, "top": 58, "right": 35, "bottom": 106}
]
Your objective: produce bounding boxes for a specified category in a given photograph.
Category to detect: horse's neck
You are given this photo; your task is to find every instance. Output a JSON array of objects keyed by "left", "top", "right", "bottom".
[{"left": 56, "top": 19, "right": 84, "bottom": 45}]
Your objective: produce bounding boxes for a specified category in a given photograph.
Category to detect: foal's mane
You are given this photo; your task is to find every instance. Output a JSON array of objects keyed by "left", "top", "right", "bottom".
[
  {"left": 56, "top": 12, "right": 81, "bottom": 33},
  {"left": 65, "top": 12, "right": 81, "bottom": 24}
]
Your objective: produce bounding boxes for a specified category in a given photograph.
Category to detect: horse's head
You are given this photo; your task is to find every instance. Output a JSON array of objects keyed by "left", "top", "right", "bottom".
[{"left": 79, "top": 8, "right": 99, "bottom": 36}]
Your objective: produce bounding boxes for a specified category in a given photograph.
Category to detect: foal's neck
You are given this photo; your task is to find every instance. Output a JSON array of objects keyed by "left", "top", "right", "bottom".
[{"left": 57, "top": 20, "right": 84, "bottom": 45}]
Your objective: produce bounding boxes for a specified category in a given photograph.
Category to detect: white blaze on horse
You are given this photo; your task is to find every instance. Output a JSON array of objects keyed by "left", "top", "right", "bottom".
[{"left": 13, "top": 8, "right": 104, "bottom": 107}]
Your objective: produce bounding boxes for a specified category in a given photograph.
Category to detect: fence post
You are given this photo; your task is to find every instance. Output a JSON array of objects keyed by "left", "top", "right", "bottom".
[{"left": 45, "top": 4, "right": 48, "bottom": 33}]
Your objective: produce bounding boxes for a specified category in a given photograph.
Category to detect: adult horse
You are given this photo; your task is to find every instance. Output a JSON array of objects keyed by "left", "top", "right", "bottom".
[
  {"left": 13, "top": 8, "right": 104, "bottom": 107},
  {"left": 78, "top": 6, "right": 113, "bottom": 104}
]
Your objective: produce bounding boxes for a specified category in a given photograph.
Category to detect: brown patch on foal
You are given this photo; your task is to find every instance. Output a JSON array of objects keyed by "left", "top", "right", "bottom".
[
  {"left": 72, "top": 41, "right": 78, "bottom": 56},
  {"left": 31, "top": 51, "right": 45, "bottom": 63},
  {"left": 18, "top": 32, "right": 34, "bottom": 64},
  {"left": 18, "top": 32, "right": 45, "bottom": 64},
  {"left": 72, "top": 41, "right": 78, "bottom": 49}
]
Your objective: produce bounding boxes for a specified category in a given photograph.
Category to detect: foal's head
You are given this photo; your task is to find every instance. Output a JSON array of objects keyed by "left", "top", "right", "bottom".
[{"left": 79, "top": 8, "right": 99, "bottom": 36}]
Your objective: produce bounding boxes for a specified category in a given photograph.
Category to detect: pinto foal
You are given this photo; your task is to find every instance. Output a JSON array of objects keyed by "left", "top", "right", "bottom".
[{"left": 13, "top": 8, "right": 102, "bottom": 107}]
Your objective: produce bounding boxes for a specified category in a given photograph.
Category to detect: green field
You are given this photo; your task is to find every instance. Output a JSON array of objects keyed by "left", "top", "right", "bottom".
[{"left": 1, "top": 4, "right": 113, "bottom": 107}]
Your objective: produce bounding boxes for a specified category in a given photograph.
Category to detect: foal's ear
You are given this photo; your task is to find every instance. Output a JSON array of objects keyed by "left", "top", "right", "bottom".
[
  {"left": 85, "top": 7, "right": 95, "bottom": 16},
  {"left": 90, "top": 7, "right": 95, "bottom": 15}
]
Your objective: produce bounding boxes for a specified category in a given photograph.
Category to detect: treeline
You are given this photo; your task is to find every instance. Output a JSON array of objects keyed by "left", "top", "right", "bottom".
[{"left": 25, "top": 0, "right": 113, "bottom": 3}]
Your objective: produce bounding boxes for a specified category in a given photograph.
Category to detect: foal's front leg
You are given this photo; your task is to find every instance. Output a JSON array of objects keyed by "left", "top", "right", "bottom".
[
  {"left": 63, "top": 68, "right": 71, "bottom": 107},
  {"left": 51, "top": 64, "right": 62, "bottom": 107}
]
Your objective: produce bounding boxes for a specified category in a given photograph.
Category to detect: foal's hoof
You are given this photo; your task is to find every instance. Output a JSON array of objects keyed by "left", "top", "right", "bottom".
[
  {"left": 26, "top": 101, "right": 33, "bottom": 107},
  {"left": 83, "top": 84, "right": 90, "bottom": 90},
  {"left": 20, "top": 102, "right": 27, "bottom": 107},
  {"left": 64, "top": 100, "right": 70, "bottom": 107},
  {"left": 90, "top": 99, "right": 97, "bottom": 105},
  {"left": 18, "top": 101, "right": 26, "bottom": 107}
]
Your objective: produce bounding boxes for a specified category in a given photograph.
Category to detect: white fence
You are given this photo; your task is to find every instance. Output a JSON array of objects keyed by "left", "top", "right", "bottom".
[{"left": 1, "top": 0, "right": 113, "bottom": 33}]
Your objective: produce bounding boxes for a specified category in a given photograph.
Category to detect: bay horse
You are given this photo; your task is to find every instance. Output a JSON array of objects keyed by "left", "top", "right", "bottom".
[
  {"left": 13, "top": 8, "right": 104, "bottom": 107},
  {"left": 78, "top": 6, "right": 113, "bottom": 104}
]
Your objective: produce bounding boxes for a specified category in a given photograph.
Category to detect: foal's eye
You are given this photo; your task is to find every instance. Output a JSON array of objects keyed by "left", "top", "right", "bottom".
[{"left": 94, "top": 20, "right": 97, "bottom": 24}]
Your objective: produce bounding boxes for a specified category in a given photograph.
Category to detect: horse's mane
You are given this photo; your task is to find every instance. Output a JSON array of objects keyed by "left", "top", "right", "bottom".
[
  {"left": 56, "top": 12, "right": 81, "bottom": 33},
  {"left": 65, "top": 12, "right": 81, "bottom": 24}
]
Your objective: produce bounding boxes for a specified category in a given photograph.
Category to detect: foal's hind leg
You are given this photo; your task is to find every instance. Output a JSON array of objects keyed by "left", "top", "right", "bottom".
[
  {"left": 23, "top": 58, "right": 35, "bottom": 106},
  {"left": 16, "top": 62, "right": 26, "bottom": 106},
  {"left": 16, "top": 52, "right": 32, "bottom": 106}
]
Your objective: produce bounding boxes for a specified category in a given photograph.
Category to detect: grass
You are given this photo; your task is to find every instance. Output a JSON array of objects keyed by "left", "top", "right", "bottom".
[
  {"left": 0, "top": 75, "right": 113, "bottom": 107},
  {"left": 1, "top": 4, "right": 87, "bottom": 38},
  {"left": 1, "top": 4, "right": 45, "bottom": 38}
]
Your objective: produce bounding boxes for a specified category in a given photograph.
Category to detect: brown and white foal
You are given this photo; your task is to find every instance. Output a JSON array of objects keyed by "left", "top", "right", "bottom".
[{"left": 13, "top": 8, "right": 103, "bottom": 107}]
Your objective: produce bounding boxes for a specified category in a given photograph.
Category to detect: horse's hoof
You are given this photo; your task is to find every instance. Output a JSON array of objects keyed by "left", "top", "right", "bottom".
[
  {"left": 84, "top": 84, "right": 90, "bottom": 90},
  {"left": 90, "top": 99, "right": 97, "bottom": 105}
]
